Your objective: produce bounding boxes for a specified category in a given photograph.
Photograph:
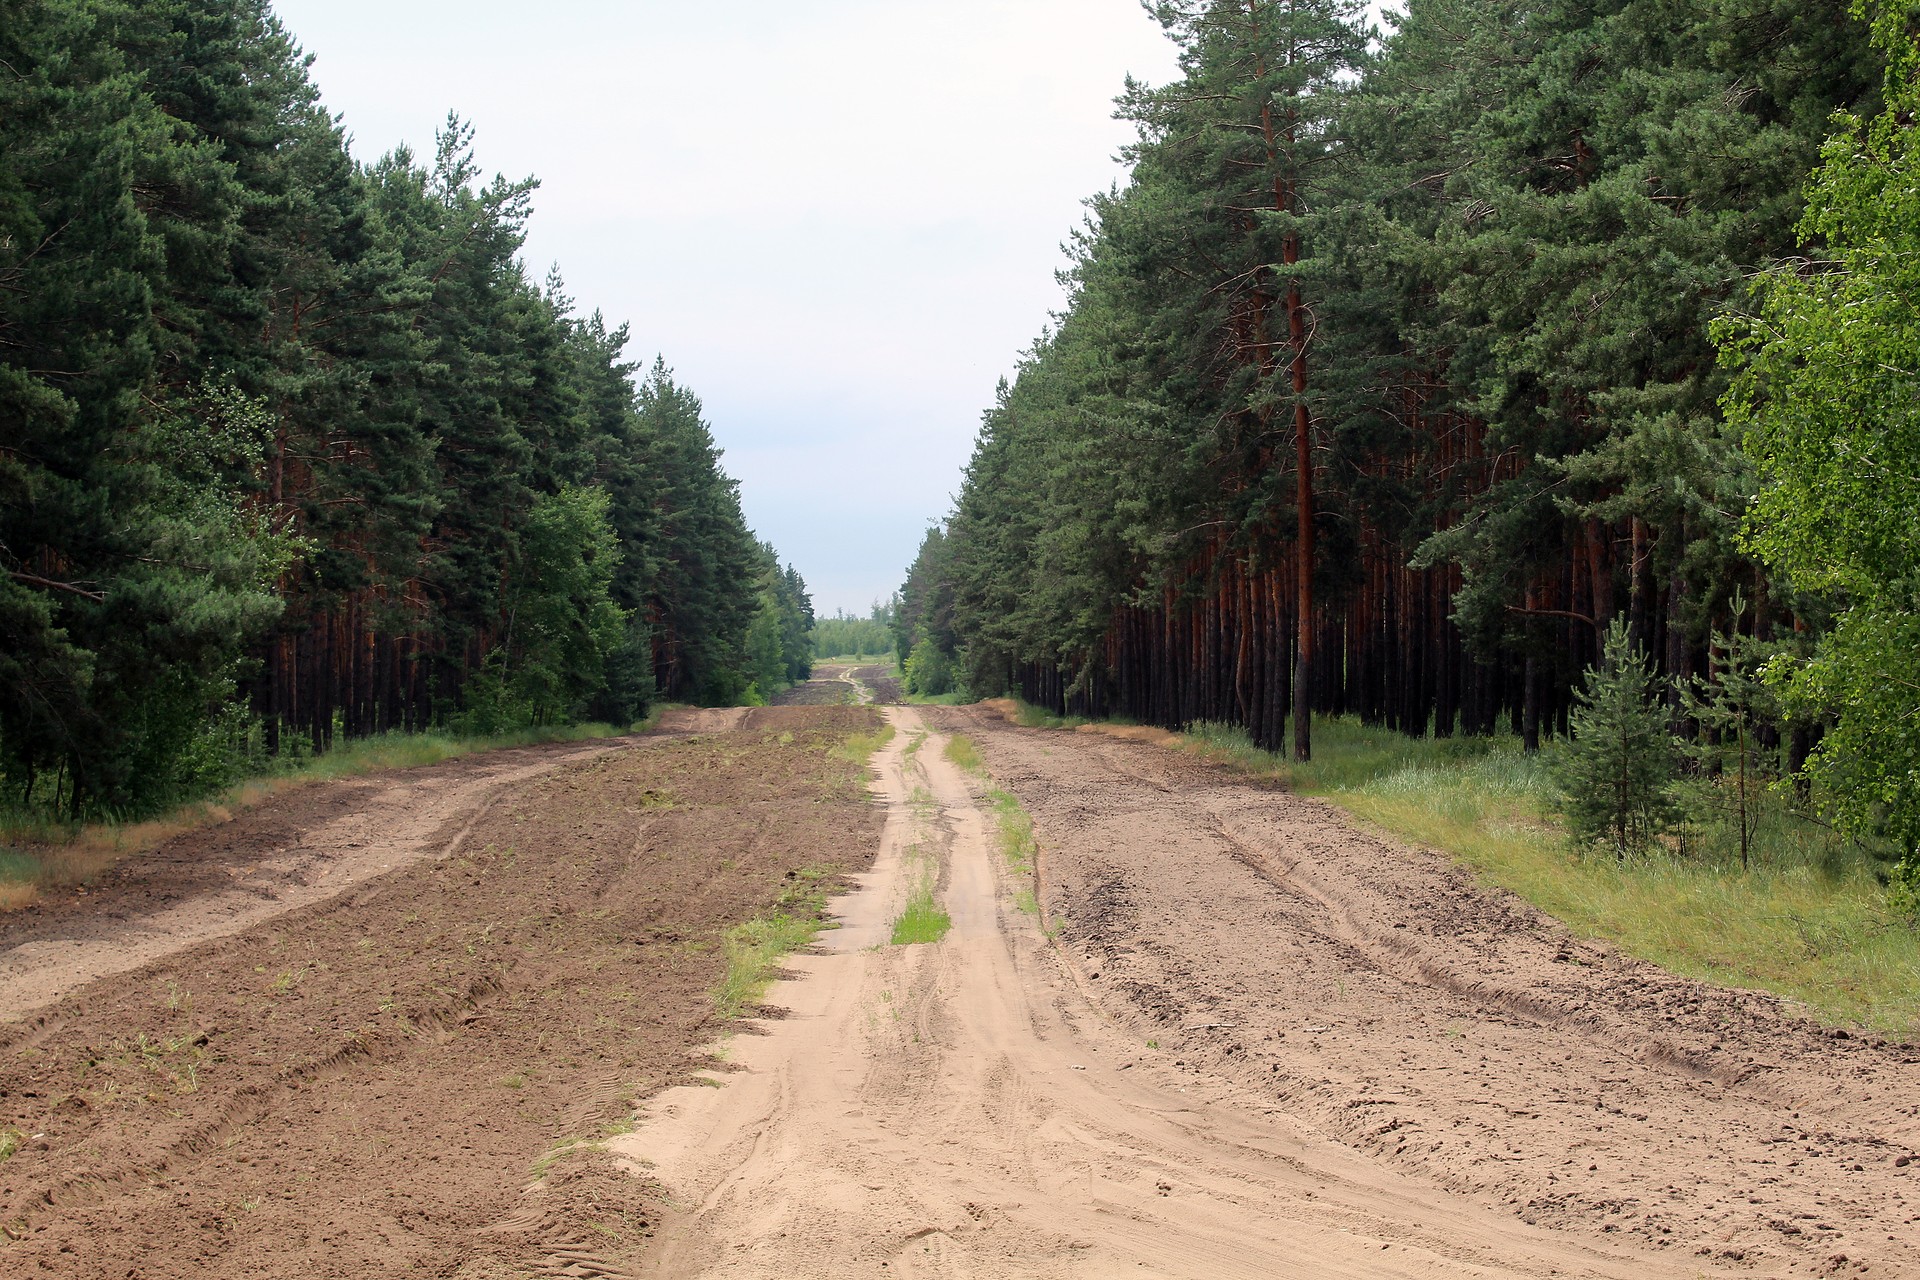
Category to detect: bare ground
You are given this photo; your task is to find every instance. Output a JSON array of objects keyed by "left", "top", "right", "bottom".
[
  {"left": 0, "top": 707, "right": 885, "bottom": 1278},
  {"left": 851, "top": 664, "right": 904, "bottom": 705},
  {"left": 618, "top": 707, "right": 1716, "bottom": 1278},
  {"left": 931, "top": 704, "right": 1920, "bottom": 1277},
  {"left": 6, "top": 689, "right": 1916, "bottom": 1278}
]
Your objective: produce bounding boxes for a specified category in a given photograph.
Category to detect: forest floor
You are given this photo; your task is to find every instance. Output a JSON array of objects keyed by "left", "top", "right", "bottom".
[{"left": 3, "top": 676, "right": 1917, "bottom": 1277}]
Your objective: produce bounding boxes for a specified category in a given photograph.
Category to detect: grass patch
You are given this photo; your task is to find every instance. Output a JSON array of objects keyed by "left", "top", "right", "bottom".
[
  {"left": 904, "top": 690, "right": 973, "bottom": 706},
  {"left": 829, "top": 721, "right": 896, "bottom": 766},
  {"left": 943, "top": 734, "right": 985, "bottom": 774},
  {"left": 714, "top": 868, "right": 837, "bottom": 1018},
  {"left": 714, "top": 912, "right": 822, "bottom": 1018},
  {"left": 890, "top": 880, "right": 952, "bottom": 945},
  {"left": 0, "top": 721, "right": 629, "bottom": 911},
  {"left": 1176, "top": 717, "right": 1920, "bottom": 1035},
  {"left": 986, "top": 787, "right": 1041, "bottom": 915}
]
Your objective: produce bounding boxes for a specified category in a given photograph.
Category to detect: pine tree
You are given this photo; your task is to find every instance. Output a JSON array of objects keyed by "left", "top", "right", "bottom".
[
  {"left": 1554, "top": 619, "right": 1681, "bottom": 856},
  {"left": 1677, "top": 596, "right": 1782, "bottom": 869}
]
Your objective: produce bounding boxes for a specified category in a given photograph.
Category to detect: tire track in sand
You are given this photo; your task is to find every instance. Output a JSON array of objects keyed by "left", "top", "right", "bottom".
[{"left": 608, "top": 706, "right": 1693, "bottom": 1278}]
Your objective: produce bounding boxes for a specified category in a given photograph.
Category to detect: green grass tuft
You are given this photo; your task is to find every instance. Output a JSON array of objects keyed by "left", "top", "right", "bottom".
[
  {"left": 890, "top": 884, "right": 952, "bottom": 945},
  {"left": 943, "top": 734, "right": 985, "bottom": 774},
  {"left": 986, "top": 786, "right": 1041, "bottom": 915},
  {"left": 715, "top": 913, "right": 822, "bottom": 1018}
]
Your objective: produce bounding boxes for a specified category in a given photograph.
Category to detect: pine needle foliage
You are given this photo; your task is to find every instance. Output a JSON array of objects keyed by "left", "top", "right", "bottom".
[{"left": 1554, "top": 621, "right": 1681, "bottom": 857}]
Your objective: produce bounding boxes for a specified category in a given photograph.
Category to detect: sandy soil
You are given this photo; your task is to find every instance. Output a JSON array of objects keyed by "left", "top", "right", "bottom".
[
  {"left": 0, "top": 707, "right": 885, "bottom": 1278},
  {"left": 8, "top": 696, "right": 1915, "bottom": 1278},
  {"left": 613, "top": 708, "right": 1736, "bottom": 1278},
  {"left": 934, "top": 705, "right": 1920, "bottom": 1276},
  {"left": 774, "top": 667, "right": 865, "bottom": 707}
]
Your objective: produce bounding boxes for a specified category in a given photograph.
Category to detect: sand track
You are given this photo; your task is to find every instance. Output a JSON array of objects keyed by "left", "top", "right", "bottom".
[
  {"left": 614, "top": 708, "right": 1737, "bottom": 1278},
  {"left": 0, "top": 709, "right": 887, "bottom": 1279},
  {"left": 941, "top": 706, "right": 1920, "bottom": 1276},
  {"left": 7, "top": 699, "right": 1918, "bottom": 1277}
]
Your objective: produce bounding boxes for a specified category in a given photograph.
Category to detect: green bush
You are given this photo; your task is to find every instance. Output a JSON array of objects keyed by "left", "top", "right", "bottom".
[{"left": 904, "top": 638, "right": 954, "bottom": 696}]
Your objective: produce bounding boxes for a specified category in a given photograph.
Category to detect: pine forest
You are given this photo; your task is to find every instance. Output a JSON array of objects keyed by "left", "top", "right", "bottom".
[
  {"left": 1, "top": 1, "right": 814, "bottom": 819},
  {"left": 899, "top": 0, "right": 1920, "bottom": 888}
]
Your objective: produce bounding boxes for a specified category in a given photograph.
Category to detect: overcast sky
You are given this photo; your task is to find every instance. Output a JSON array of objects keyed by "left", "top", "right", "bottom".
[{"left": 269, "top": 0, "right": 1181, "bottom": 617}]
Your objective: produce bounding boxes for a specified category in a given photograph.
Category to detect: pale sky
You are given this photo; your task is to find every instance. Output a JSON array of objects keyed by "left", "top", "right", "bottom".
[{"left": 269, "top": 0, "right": 1182, "bottom": 616}]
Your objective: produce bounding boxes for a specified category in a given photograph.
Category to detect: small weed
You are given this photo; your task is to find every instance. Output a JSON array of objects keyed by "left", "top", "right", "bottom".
[
  {"left": 270, "top": 964, "right": 313, "bottom": 994},
  {"left": 1146, "top": 1039, "right": 1159, "bottom": 1049},
  {"left": 0, "top": 1128, "right": 22, "bottom": 1163},
  {"left": 530, "top": 1139, "right": 590, "bottom": 1179}
]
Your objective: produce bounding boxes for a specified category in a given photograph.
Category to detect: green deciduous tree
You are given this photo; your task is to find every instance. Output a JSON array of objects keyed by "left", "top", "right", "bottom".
[{"left": 1719, "top": 0, "right": 1920, "bottom": 889}]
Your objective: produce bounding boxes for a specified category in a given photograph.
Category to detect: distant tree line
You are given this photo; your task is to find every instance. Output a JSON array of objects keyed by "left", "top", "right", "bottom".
[
  {"left": 901, "top": 0, "right": 1917, "bottom": 877},
  {"left": 1, "top": 0, "right": 810, "bottom": 818},
  {"left": 812, "top": 602, "right": 895, "bottom": 661}
]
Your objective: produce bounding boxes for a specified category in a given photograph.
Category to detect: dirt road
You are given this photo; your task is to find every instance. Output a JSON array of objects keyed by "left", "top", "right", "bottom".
[
  {"left": 0, "top": 735, "right": 638, "bottom": 1021},
  {"left": 936, "top": 706, "right": 1920, "bottom": 1276},
  {"left": 615, "top": 705, "right": 1789, "bottom": 1278},
  {"left": 5, "top": 687, "right": 1916, "bottom": 1277}
]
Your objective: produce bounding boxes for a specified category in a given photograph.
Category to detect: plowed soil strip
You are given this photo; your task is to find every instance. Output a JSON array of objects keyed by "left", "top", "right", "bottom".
[
  {"left": 0, "top": 707, "right": 884, "bottom": 1279},
  {"left": 615, "top": 707, "right": 1708, "bottom": 1278}
]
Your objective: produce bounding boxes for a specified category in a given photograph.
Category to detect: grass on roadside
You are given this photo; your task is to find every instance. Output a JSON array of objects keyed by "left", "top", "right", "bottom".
[
  {"left": 943, "top": 735, "right": 985, "bottom": 774},
  {"left": 1166, "top": 715, "right": 1920, "bottom": 1035},
  {"left": 714, "top": 865, "right": 842, "bottom": 1018},
  {"left": 715, "top": 912, "right": 822, "bottom": 1018},
  {"left": 904, "top": 691, "right": 973, "bottom": 707},
  {"left": 986, "top": 786, "right": 1041, "bottom": 916},
  {"left": 829, "top": 722, "right": 896, "bottom": 768},
  {"left": 0, "top": 720, "right": 631, "bottom": 911}
]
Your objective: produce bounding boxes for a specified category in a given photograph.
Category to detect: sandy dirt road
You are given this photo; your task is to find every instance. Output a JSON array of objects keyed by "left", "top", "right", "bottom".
[
  {"left": 7, "top": 683, "right": 1917, "bottom": 1277},
  {"left": 934, "top": 706, "right": 1920, "bottom": 1277},
  {"left": 615, "top": 704, "right": 1741, "bottom": 1279}
]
